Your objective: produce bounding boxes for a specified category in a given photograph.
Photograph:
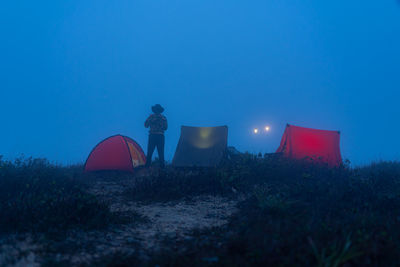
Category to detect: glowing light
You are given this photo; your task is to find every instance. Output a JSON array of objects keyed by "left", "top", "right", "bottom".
[
  {"left": 265, "top": 126, "right": 270, "bottom": 132},
  {"left": 254, "top": 128, "right": 259, "bottom": 134},
  {"left": 199, "top": 128, "right": 211, "bottom": 139},
  {"left": 191, "top": 127, "right": 215, "bottom": 148}
]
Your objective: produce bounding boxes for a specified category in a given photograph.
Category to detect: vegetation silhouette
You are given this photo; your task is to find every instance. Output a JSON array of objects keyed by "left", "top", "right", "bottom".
[{"left": 1, "top": 155, "right": 400, "bottom": 266}]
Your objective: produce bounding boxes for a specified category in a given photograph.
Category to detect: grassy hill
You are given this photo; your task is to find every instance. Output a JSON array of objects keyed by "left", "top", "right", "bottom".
[{"left": 1, "top": 155, "right": 400, "bottom": 266}]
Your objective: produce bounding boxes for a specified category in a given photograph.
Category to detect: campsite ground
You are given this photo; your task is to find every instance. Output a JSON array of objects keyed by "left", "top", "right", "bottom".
[
  {"left": 0, "top": 185, "right": 237, "bottom": 266},
  {"left": 1, "top": 156, "right": 400, "bottom": 266}
]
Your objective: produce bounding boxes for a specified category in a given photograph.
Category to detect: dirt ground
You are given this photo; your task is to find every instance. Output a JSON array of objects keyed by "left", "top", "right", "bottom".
[
  {"left": 89, "top": 177, "right": 238, "bottom": 249},
  {"left": 0, "top": 176, "right": 238, "bottom": 266}
]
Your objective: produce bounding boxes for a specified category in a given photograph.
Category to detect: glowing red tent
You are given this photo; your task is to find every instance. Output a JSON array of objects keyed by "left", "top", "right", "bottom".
[
  {"left": 276, "top": 124, "right": 342, "bottom": 166},
  {"left": 84, "top": 135, "right": 146, "bottom": 172}
]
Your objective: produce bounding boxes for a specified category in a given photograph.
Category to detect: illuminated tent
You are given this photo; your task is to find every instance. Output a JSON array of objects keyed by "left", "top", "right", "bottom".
[
  {"left": 84, "top": 135, "right": 146, "bottom": 172},
  {"left": 276, "top": 124, "right": 342, "bottom": 166},
  {"left": 173, "top": 126, "right": 228, "bottom": 167}
]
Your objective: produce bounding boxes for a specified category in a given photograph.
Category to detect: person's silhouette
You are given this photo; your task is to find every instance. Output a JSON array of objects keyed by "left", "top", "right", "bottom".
[{"left": 144, "top": 104, "right": 168, "bottom": 168}]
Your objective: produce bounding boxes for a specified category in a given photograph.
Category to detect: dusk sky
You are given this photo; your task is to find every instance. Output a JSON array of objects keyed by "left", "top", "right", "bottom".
[{"left": 1, "top": 0, "right": 399, "bottom": 165}]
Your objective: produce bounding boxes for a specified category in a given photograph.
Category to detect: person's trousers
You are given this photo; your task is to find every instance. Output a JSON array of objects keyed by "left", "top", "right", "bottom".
[{"left": 146, "top": 134, "right": 165, "bottom": 167}]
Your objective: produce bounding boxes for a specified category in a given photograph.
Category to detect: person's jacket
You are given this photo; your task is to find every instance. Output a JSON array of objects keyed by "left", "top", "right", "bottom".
[{"left": 144, "top": 114, "right": 168, "bottom": 134}]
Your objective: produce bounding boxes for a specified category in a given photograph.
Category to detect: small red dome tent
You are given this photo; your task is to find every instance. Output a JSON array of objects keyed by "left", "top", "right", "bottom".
[
  {"left": 84, "top": 135, "right": 146, "bottom": 172},
  {"left": 276, "top": 124, "right": 342, "bottom": 166}
]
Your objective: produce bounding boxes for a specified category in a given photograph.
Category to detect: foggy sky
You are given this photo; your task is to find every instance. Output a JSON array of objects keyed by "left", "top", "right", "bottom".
[{"left": 1, "top": 0, "right": 399, "bottom": 165}]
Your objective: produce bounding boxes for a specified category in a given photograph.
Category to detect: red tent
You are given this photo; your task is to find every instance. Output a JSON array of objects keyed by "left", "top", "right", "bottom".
[
  {"left": 276, "top": 124, "right": 342, "bottom": 166},
  {"left": 84, "top": 135, "right": 146, "bottom": 172}
]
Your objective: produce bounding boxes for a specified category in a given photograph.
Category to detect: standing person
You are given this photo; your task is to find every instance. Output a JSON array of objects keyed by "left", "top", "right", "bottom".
[{"left": 144, "top": 104, "right": 168, "bottom": 168}]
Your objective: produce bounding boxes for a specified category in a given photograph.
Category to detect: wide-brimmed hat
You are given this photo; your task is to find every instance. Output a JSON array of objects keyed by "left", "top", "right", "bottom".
[{"left": 151, "top": 104, "right": 164, "bottom": 114}]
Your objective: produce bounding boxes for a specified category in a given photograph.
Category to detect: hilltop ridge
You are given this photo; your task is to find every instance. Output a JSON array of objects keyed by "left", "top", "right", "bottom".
[{"left": 1, "top": 156, "right": 400, "bottom": 266}]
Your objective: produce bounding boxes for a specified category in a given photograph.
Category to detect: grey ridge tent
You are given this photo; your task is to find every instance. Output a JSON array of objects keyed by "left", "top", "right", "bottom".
[{"left": 172, "top": 126, "right": 228, "bottom": 167}]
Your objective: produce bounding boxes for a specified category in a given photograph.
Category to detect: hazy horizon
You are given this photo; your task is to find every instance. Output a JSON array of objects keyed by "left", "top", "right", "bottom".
[{"left": 1, "top": 1, "right": 399, "bottom": 165}]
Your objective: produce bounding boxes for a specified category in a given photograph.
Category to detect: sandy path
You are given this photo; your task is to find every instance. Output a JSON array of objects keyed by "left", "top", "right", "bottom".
[
  {"left": 89, "top": 178, "right": 238, "bottom": 249},
  {"left": 0, "top": 177, "right": 238, "bottom": 266}
]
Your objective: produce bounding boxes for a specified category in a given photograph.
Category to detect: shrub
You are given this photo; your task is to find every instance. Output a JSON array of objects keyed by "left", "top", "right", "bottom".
[
  {"left": 0, "top": 157, "right": 118, "bottom": 234},
  {"left": 145, "top": 159, "right": 400, "bottom": 266},
  {"left": 125, "top": 167, "right": 229, "bottom": 203}
]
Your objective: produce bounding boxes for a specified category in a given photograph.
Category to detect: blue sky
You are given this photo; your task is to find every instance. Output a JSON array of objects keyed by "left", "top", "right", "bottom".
[{"left": 1, "top": 0, "right": 399, "bottom": 165}]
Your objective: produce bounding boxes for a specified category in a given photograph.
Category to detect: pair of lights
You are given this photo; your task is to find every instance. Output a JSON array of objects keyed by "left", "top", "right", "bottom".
[{"left": 254, "top": 126, "right": 270, "bottom": 134}]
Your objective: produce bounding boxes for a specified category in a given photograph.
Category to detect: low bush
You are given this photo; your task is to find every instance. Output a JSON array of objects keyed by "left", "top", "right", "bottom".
[
  {"left": 145, "top": 159, "right": 400, "bottom": 266},
  {"left": 0, "top": 156, "right": 119, "bottom": 234},
  {"left": 3, "top": 154, "right": 400, "bottom": 266},
  {"left": 125, "top": 167, "right": 232, "bottom": 203}
]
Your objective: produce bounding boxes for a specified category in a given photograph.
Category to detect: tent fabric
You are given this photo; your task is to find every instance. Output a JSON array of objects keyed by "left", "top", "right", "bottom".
[
  {"left": 84, "top": 135, "right": 146, "bottom": 172},
  {"left": 172, "top": 126, "right": 228, "bottom": 167},
  {"left": 276, "top": 124, "right": 342, "bottom": 166}
]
